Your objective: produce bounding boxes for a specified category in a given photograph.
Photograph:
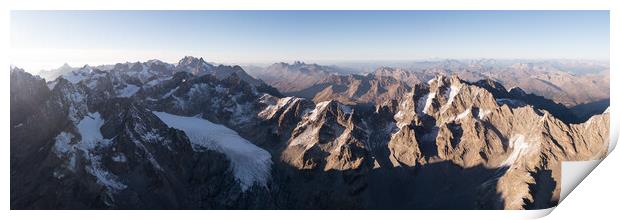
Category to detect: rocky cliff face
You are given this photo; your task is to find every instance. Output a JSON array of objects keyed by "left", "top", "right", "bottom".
[
  {"left": 11, "top": 60, "right": 609, "bottom": 210},
  {"left": 257, "top": 74, "right": 609, "bottom": 209}
]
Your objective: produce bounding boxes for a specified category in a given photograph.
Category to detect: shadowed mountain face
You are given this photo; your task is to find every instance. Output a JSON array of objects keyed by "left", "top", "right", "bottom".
[{"left": 11, "top": 58, "right": 609, "bottom": 210}]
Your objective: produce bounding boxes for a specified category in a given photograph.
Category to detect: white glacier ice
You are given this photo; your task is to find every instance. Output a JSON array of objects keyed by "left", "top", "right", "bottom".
[
  {"left": 76, "top": 112, "right": 105, "bottom": 148},
  {"left": 152, "top": 111, "right": 272, "bottom": 191}
]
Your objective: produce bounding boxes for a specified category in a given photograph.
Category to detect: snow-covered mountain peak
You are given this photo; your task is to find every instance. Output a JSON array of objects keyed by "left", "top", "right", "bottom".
[{"left": 176, "top": 56, "right": 214, "bottom": 76}]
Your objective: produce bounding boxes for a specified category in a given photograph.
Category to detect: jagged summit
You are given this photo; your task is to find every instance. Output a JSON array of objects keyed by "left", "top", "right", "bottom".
[
  {"left": 178, "top": 55, "right": 206, "bottom": 64},
  {"left": 175, "top": 56, "right": 214, "bottom": 76},
  {"left": 472, "top": 77, "right": 583, "bottom": 123},
  {"left": 10, "top": 60, "right": 609, "bottom": 210}
]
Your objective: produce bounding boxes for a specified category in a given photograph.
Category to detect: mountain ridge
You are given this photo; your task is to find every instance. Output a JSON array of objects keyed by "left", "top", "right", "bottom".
[{"left": 10, "top": 57, "right": 609, "bottom": 210}]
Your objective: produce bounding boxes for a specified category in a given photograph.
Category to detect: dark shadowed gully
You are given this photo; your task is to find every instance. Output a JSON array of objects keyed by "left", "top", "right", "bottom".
[{"left": 10, "top": 57, "right": 609, "bottom": 210}]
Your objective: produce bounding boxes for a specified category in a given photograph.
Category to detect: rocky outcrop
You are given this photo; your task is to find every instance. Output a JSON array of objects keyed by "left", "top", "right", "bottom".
[
  {"left": 10, "top": 62, "right": 276, "bottom": 209},
  {"left": 11, "top": 60, "right": 609, "bottom": 210},
  {"left": 266, "top": 74, "right": 608, "bottom": 209}
]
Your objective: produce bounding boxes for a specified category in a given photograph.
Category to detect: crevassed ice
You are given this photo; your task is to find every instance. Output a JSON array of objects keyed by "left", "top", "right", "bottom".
[{"left": 152, "top": 111, "right": 272, "bottom": 191}]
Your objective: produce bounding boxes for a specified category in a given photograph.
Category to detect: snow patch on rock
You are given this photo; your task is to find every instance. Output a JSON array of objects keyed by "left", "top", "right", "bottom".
[
  {"left": 117, "top": 84, "right": 140, "bottom": 97},
  {"left": 456, "top": 108, "right": 471, "bottom": 120},
  {"left": 53, "top": 132, "right": 75, "bottom": 155},
  {"left": 47, "top": 81, "right": 58, "bottom": 90},
  {"left": 423, "top": 92, "right": 436, "bottom": 114},
  {"left": 87, "top": 154, "right": 127, "bottom": 191},
  {"left": 477, "top": 108, "right": 492, "bottom": 120},
  {"left": 53, "top": 112, "right": 124, "bottom": 191},
  {"left": 63, "top": 89, "right": 88, "bottom": 123},
  {"left": 289, "top": 124, "right": 320, "bottom": 150},
  {"left": 416, "top": 92, "right": 436, "bottom": 116},
  {"left": 501, "top": 134, "right": 533, "bottom": 167},
  {"left": 308, "top": 101, "right": 331, "bottom": 121},
  {"left": 441, "top": 85, "right": 461, "bottom": 113},
  {"left": 62, "top": 73, "right": 87, "bottom": 84},
  {"left": 162, "top": 86, "right": 179, "bottom": 99},
  {"left": 259, "top": 96, "right": 296, "bottom": 119}
]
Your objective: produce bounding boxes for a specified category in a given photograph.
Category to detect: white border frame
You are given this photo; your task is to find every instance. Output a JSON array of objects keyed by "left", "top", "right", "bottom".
[{"left": 2, "top": 1, "right": 618, "bottom": 219}]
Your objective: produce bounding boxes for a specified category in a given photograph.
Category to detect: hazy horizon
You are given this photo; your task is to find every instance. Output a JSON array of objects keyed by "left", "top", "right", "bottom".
[
  {"left": 11, "top": 11, "right": 610, "bottom": 73},
  {"left": 12, "top": 56, "right": 611, "bottom": 76}
]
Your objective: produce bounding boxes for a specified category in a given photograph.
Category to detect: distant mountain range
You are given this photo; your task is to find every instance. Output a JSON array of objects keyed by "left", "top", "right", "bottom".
[
  {"left": 245, "top": 59, "right": 609, "bottom": 108},
  {"left": 11, "top": 57, "right": 609, "bottom": 210}
]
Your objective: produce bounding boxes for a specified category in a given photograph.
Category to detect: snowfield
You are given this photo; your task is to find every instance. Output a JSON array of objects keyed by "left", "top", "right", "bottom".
[
  {"left": 152, "top": 111, "right": 272, "bottom": 191},
  {"left": 53, "top": 112, "right": 126, "bottom": 191},
  {"left": 76, "top": 112, "right": 105, "bottom": 148}
]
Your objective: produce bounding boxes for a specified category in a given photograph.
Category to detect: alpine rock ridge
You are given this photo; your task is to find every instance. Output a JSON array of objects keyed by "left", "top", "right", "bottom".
[{"left": 10, "top": 58, "right": 609, "bottom": 210}]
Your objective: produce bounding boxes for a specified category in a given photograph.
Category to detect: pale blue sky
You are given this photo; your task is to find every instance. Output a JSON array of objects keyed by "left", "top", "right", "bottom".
[{"left": 10, "top": 11, "right": 610, "bottom": 71}]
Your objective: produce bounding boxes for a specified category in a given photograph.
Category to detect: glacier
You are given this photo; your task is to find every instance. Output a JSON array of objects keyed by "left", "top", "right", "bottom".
[{"left": 152, "top": 111, "right": 272, "bottom": 191}]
